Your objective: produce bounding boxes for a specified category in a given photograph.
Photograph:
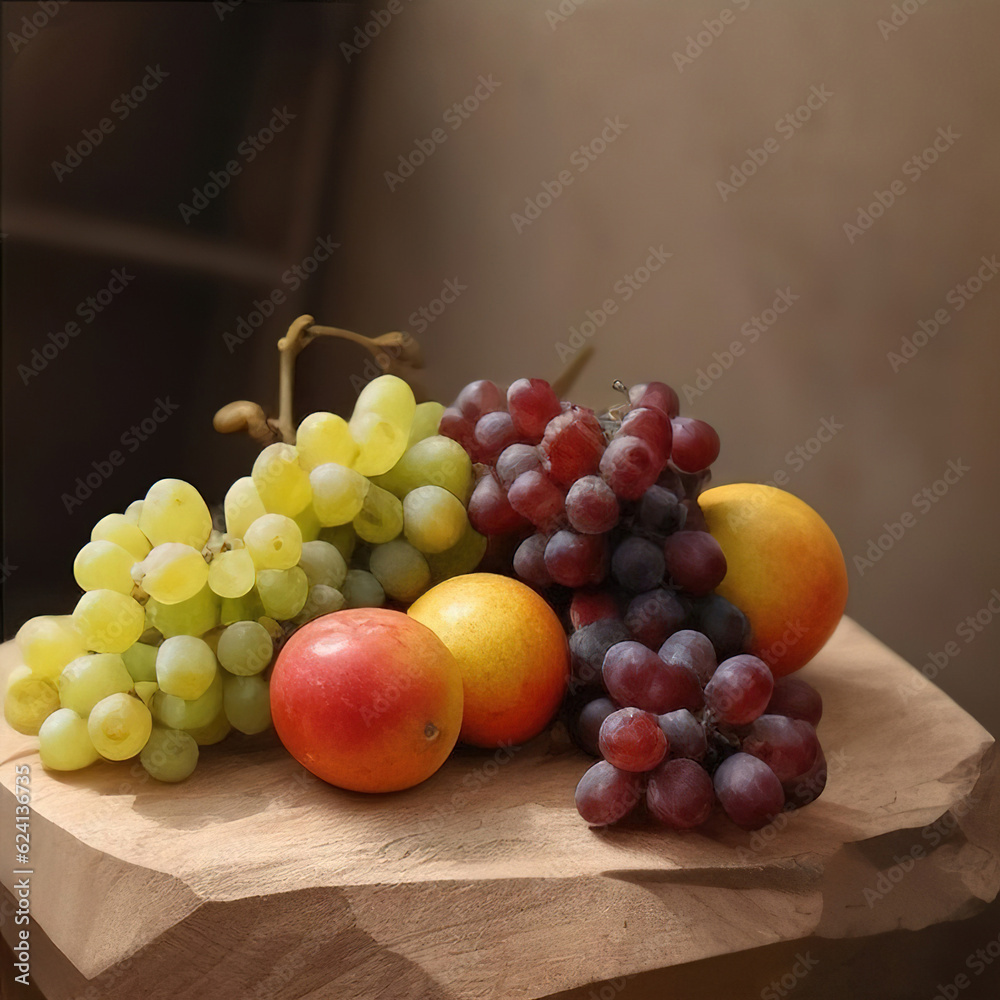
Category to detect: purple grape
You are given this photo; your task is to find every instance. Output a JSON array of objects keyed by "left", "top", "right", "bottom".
[
  {"left": 602, "top": 641, "right": 703, "bottom": 714},
  {"left": 468, "top": 474, "right": 528, "bottom": 535},
  {"left": 713, "top": 752, "right": 785, "bottom": 830},
  {"left": 637, "top": 485, "right": 687, "bottom": 536},
  {"left": 565, "top": 475, "right": 619, "bottom": 534},
  {"left": 694, "top": 593, "right": 751, "bottom": 660},
  {"left": 646, "top": 758, "right": 715, "bottom": 829},
  {"left": 704, "top": 654, "right": 774, "bottom": 725},
  {"left": 575, "top": 760, "right": 644, "bottom": 826},
  {"left": 569, "top": 619, "right": 631, "bottom": 691},
  {"left": 783, "top": 746, "right": 828, "bottom": 808},
  {"left": 765, "top": 675, "right": 823, "bottom": 727},
  {"left": 741, "top": 715, "right": 820, "bottom": 783},
  {"left": 663, "top": 531, "right": 727, "bottom": 596},
  {"left": 508, "top": 470, "right": 566, "bottom": 531},
  {"left": 657, "top": 709, "right": 707, "bottom": 761},
  {"left": 658, "top": 629, "right": 717, "bottom": 686},
  {"left": 599, "top": 707, "right": 667, "bottom": 772},
  {"left": 624, "top": 589, "right": 685, "bottom": 649},
  {"left": 611, "top": 536, "right": 666, "bottom": 593},
  {"left": 572, "top": 696, "right": 618, "bottom": 756},
  {"left": 544, "top": 529, "right": 607, "bottom": 587},
  {"left": 513, "top": 533, "right": 553, "bottom": 589}
]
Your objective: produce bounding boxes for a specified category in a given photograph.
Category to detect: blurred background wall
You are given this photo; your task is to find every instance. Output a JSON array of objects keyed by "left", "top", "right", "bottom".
[{"left": 3, "top": 2, "right": 999, "bottom": 997}]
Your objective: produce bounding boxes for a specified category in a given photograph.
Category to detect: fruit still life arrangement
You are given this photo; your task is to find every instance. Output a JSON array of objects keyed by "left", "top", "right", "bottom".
[{"left": 3, "top": 316, "right": 848, "bottom": 835}]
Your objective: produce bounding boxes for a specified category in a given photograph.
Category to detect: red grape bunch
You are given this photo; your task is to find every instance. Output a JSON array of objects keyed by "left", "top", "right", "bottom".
[{"left": 440, "top": 376, "right": 828, "bottom": 831}]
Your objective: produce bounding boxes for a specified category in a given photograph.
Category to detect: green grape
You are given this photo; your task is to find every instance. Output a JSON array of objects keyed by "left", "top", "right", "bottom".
[
  {"left": 140, "top": 727, "right": 199, "bottom": 782},
  {"left": 243, "top": 514, "right": 302, "bottom": 570},
  {"left": 224, "top": 476, "right": 267, "bottom": 538},
  {"left": 407, "top": 401, "right": 446, "bottom": 446},
  {"left": 155, "top": 636, "right": 217, "bottom": 699},
  {"left": 403, "top": 485, "right": 468, "bottom": 554},
  {"left": 353, "top": 483, "right": 403, "bottom": 544},
  {"left": 369, "top": 540, "right": 431, "bottom": 601},
  {"left": 293, "top": 503, "right": 322, "bottom": 542},
  {"left": 4, "top": 665, "right": 60, "bottom": 735},
  {"left": 91, "top": 513, "right": 152, "bottom": 561},
  {"left": 152, "top": 670, "right": 223, "bottom": 730},
  {"left": 216, "top": 620, "right": 273, "bottom": 676},
  {"left": 57, "top": 653, "right": 133, "bottom": 716},
  {"left": 38, "top": 708, "right": 99, "bottom": 770},
  {"left": 220, "top": 589, "right": 265, "bottom": 625},
  {"left": 256, "top": 566, "right": 309, "bottom": 620},
  {"left": 73, "top": 590, "right": 145, "bottom": 653},
  {"left": 121, "top": 641, "right": 159, "bottom": 683},
  {"left": 298, "top": 540, "right": 348, "bottom": 589},
  {"left": 73, "top": 539, "right": 136, "bottom": 594},
  {"left": 426, "top": 522, "right": 488, "bottom": 582},
  {"left": 318, "top": 523, "right": 357, "bottom": 563},
  {"left": 88, "top": 693, "right": 152, "bottom": 760},
  {"left": 16, "top": 615, "right": 87, "bottom": 680},
  {"left": 223, "top": 673, "right": 272, "bottom": 734},
  {"left": 134, "top": 681, "right": 158, "bottom": 707},
  {"left": 186, "top": 707, "right": 232, "bottom": 746},
  {"left": 252, "top": 443, "right": 312, "bottom": 517},
  {"left": 292, "top": 584, "right": 345, "bottom": 624},
  {"left": 296, "top": 411, "right": 360, "bottom": 471},
  {"left": 124, "top": 499, "right": 144, "bottom": 524},
  {"left": 373, "top": 435, "right": 473, "bottom": 501},
  {"left": 342, "top": 569, "right": 385, "bottom": 609},
  {"left": 139, "top": 478, "right": 212, "bottom": 549},
  {"left": 133, "top": 543, "right": 209, "bottom": 604},
  {"left": 350, "top": 374, "right": 417, "bottom": 476},
  {"left": 145, "top": 584, "right": 220, "bottom": 638},
  {"left": 207, "top": 548, "right": 256, "bottom": 598},
  {"left": 309, "top": 463, "right": 370, "bottom": 526}
]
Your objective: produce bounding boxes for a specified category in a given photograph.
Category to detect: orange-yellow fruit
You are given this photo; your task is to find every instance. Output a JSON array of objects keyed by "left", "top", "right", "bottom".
[
  {"left": 699, "top": 484, "right": 848, "bottom": 677},
  {"left": 408, "top": 573, "right": 569, "bottom": 748},
  {"left": 270, "top": 608, "right": 463, "bottom": 792}
]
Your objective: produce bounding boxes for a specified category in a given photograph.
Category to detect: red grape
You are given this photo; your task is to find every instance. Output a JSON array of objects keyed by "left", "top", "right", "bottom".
[
  {"left": 438, "top": 406, "right": 475, "bottom": 452},
  {"left": 512, "top": 533, "right": 553, "bottom": 589},
  {"left": 569, "top": 588, "right": 620, "bottom": 629},
  {"left": 508, "top": 470, "right": 566, "bottom": 531},
  {"left": 575, "top": 760, "right": 644, "bottom": 826},
  {"left": 474, "top": 411, "right": 519, "bottom": 463},
  {"left": 783, "top": 746, "right": 828, "bottom": 808},
  {"left": 629, "top": 381, "right": 680, "bottom": 419},
  {"left": 646, "top": 758, "right": 715, "bottom": 829},
  {"left": 765, "top": 676, "right": 823, "bottom": 727},
  {"left": 539, "top": 406, "right": 607, "bottom": 485},
  {"left": 662, "top": 530, "right": 727, "bottom": 596},
  {"left": 468, "top": 474, "right": 528, "bottom": 535},
  {"left": 599, "top": 707, "right": 668, "bottom": 772},
  {"left": 495, "top": 443, "right": 541, "bottom": 489},
  {"left": 713, "top": 752, "right": 785, "bottom": 830},
  {"left": 703, "top": 654, "right": 774, "bottom": 725},
  {"left": 456, "top": 379, "right": 504, "bottom": 421},
  {"left": 670, "top": 416, "right": 720, "bottom": 472},
  {"left": 680, "top": 498, "right": 709, "bottom": 532},
  {"left": 619, "top": 406, "right": 672, "bottom": 463},
  {"left": 656, "top": 709, "right": 707, "bottom": 761},
  {"left": 599, "top": 435, "right": 661, "bottom": 500},
  {"left": 658, "top": 629, "right": 717, "bottom": 686},
  {"left": 624, "top": 589, "right": 686, "bottom": 649},
  {"left": 741, "top": 715, "right": 820, "bottom": 784},
  {"left": 565, "top": 475, "right": 619, "bottom": 534},
  {"left": 602, "top": 640, "right": 703, "bottom": 714},
  {"left": 543, "top": 529, "right": 607, "bottom": 587},
  {"left": 507, "top": 378, "right": 562, "bottom": 439}
]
